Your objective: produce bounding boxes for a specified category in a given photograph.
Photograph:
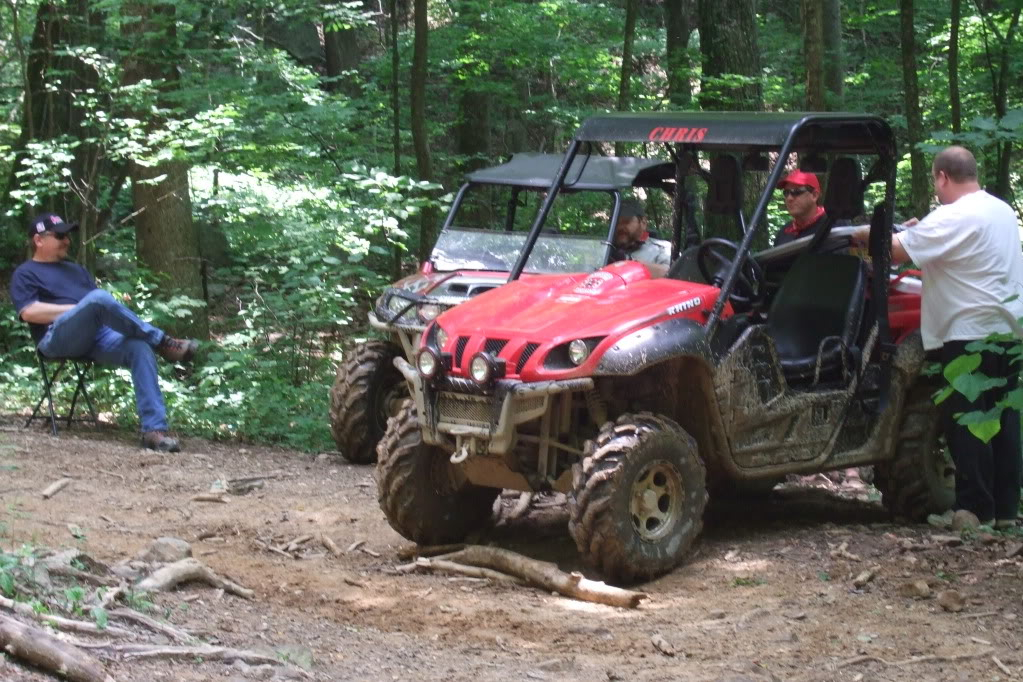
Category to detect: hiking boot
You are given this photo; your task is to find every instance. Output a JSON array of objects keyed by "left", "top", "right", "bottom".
[
  {"left": 156, "top": 336, "right": 198, "bottom": 364},
  {"left": 142, "top": 431, "right": 180, "bottom": 453}
]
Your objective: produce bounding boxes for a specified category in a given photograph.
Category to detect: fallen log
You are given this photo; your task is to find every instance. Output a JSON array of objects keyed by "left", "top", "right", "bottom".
[
  {"left": 414, "top": 558, "right": 521, "bottom": 584},
  {"left": 424, "top": 545, "right": 648, "bottom": 608},
  {"left": 0, "top": 613, "right": 115, "bottom": 682},
  {"left": 396, "top": 543, "right": 466, "bottom": 561},
  {"left": 1, "top": 594, "right": 132, "bottom": 637},
  {"left": 134, "top": 559, "right": 254, "bottom": 599}
]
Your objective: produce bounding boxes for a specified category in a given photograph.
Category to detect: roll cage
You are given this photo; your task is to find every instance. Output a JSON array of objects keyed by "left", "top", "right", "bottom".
[{"left": 508, "top": 111, "right": 898, "bottom": 365}]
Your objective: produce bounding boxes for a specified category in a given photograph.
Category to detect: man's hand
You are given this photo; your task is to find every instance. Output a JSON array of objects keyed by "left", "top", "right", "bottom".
[{"left": 19, "top": 302, "right": 74, "bottom": 325}]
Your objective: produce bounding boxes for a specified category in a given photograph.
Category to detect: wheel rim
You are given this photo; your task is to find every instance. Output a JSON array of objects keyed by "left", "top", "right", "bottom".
[{"left": 630, "top": 459, "right": 684, "bottom": 542}]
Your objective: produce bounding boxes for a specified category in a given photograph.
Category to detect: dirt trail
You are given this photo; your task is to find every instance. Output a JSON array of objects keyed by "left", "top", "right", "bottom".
[{"left": 0, "top": 424, "right": 1021, "bottom": 681}]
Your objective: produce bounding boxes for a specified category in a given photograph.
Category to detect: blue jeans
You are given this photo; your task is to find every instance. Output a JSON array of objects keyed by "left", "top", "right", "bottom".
[{"left": 37, "top": 290, "right": 169, "bottom": 432}]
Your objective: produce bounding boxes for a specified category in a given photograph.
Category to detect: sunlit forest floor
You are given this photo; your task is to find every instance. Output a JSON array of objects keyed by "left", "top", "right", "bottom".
[{"left": 1, "top": 422, "right": 1020, "bottom": 681}]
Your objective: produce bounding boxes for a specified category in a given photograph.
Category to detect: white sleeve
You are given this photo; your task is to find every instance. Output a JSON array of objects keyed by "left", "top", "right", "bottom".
[{"left": 899, "top": 206, "right": 971, "bottom": 267}]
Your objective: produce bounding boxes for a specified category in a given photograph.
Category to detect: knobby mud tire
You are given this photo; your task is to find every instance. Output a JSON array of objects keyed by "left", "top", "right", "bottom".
[
  {"left": 328, "top": 340, "right": 406, "bottom": 464},
  {"left": 875, "top": 382, "right": 955, "bottom": 521},
  {"left": 376, "top": 401, "right": 499, "bottom": 544},
  {"left": 568, "top": 413, "right": 708, "bottom": 585}
]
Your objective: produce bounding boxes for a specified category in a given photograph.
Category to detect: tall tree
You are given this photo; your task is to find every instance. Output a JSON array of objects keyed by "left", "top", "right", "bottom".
[
  {"left": 665, "top": 0, "right": 695, "bottom": 109},
  {"left": 410, "top": 0, "right": 436, "bottom": 262},
  {"left": 122, "top": 1, "right": 207, "bottom": 338},
  {"left": 975, "top": 1, "right": 1021, "bottom": 200},
  {"left": 389, "top": 0, "right": 402, "bottom": 280},
  {"left": 697, "top": 0, "right": 762, "bottom": 111},
  {"left": 900, "top": 0, "right": 930, "bottom": 219},
  {"left": 949, "top": 0, "right": 962, "bottom": 133},
  {"left": 455, "top": 2, "right": 490, "bottom": 172},
  {"left": 822, "top": 0, "right": 843, "bottom": 109},
  {"left": 615, "top": 0, "right": 639, "bottom": 156},
  {"left": 802, "top": 0, "right": 825, "bottom": 110}
]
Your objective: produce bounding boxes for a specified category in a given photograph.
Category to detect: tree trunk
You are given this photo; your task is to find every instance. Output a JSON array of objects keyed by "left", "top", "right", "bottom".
[
  {"left": 949, "top": 0, "right": 962, "bottom": 133},
  {"left": 615, "top": 0, "right": 639, "bottom": 156},
  {"left": 899, "top": 0, "right": 930, "bottom": 219},
  {"left": 455, "top": 3, "right": 490, "bottom": 172},
  {"left": 822, "top": 0, "right": 843, "bottom": 109},
  {"left": 802, "top": 0, "right": 825, "bottom": 110},
  {"left": 410, "top": 0, "right": 436, "bottom": 263},
  {"left": 665, "top": 0, "right": 694, "bottom": 109},
  {"left": 122, "top": 1, "right": 208, "bottom": 338},
  {"left": 980, "top": 3, "right": 1021, "bottom": 200},
  {"left": 390, "top": 0, "right": 402, "bottom": 280},
  {"left": 697, "top": 0, "right": 762, "bottom": 111}
]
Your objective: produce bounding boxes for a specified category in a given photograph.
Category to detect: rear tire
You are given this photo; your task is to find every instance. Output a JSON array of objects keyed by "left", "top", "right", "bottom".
[
  {"left": 875, "top": 382, "right": 955, "bottom": 521},
  {"left": 376, "top": 400, "right": 499, "bottom": 544},
  {"left": 568, "top": 413, "right": 708, "bottom": 584},
  {"left": 329, "top": 340, "right": 407, "bottom": 464}
]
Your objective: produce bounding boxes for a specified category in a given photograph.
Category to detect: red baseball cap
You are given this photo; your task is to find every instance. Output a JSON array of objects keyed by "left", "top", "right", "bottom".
[{"left": 777, "top": 170, "right": 821, "bottom": 192}]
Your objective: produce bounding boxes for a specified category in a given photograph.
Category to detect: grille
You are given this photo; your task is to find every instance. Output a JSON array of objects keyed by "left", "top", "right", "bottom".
[
  {"left": 454, "top": 336, "right": 470, "bottom": 367},
  {"left": 516, "top": 342, "right": 541, "bottom": 374},
  {"left": 438, "top": 392, "right": 492, "bottom": 427},
  {"left": 484, "top": 339, "right": 508, "bottom": 356}
]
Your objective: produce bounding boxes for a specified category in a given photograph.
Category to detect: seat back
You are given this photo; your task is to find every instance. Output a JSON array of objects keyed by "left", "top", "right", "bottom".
[
  {"left": 705, "top": 154, "right": 743, "bottom": 218},
  {"left": 823, "top": 157, "right": 864, "bottom": 222},
  {"left": 767, "top": 253, "right": 866, "bottom": 372}
]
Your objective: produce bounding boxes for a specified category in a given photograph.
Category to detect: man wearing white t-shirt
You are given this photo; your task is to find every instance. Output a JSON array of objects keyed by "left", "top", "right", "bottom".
[{"left": 855, "top": 146, "right": 1023, "bottom": 527}]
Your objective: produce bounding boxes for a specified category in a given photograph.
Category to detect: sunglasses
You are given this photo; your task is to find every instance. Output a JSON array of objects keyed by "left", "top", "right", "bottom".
[
  {"left": 781, "top": 187, "right": 812, "bottom": 198},
  {"left": 45, "top": 231, "right": 70, "bottom": 241}
]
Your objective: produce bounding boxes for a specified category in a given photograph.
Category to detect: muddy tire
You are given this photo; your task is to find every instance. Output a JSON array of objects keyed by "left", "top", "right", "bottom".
[
  {"left": 875, "top": 382, "right": 955, "bottom": 521},
  {"left": 568, "top": 413, "right": 708, "bottom": 584},
  {"left": 376, "top": 400, "right": 499, "bottom": 544},
  {"left": 329, "top": 340, "right": 407, "bottom": 464}
]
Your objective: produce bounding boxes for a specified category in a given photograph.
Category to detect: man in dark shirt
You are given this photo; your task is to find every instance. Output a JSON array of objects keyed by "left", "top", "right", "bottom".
[
  {"left": 772, "top": 171, "right": 830, "bottom": 247},
  {"left": 9, "top": 213, "right": 198, "bottom": 452}
]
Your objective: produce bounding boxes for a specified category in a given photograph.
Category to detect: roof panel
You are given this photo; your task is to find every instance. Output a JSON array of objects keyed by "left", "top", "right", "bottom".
[
  {"left": 574, "top": 112, "right": 894, "bottom": 154},
  {"left": 465, "top": 153, "right": 673, "bottom": 190}
]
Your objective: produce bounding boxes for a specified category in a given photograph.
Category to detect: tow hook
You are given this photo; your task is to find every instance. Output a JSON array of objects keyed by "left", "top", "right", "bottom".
[{"left": 450, "top": 443, "right": 470, "bottom": 464}]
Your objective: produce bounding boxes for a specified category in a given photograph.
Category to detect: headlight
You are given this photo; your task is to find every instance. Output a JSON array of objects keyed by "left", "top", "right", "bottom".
[
  {"left": 435, "top": 325, "right": 449, "bottom": 349},
  {"left": 418, "top": 303, "right": 442, "bottom": 322},
  {"left": 469, "top": 352, "right": 505, "bottom": 385},
  {"left": 417, "top": 349, "right": 440, "bottom": 379},
  {"left": 568, "top": 339, "right": 591, "bottom": 365},
  {"left": 470, "top": 354, "right": 492, "bottom": 383}
]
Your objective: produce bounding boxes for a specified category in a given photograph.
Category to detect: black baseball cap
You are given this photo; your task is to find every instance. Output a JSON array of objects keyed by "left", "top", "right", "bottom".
[
  {"left": 28, "top": 213, "right": 79, "bottom": 237},
  {"left": 619, "top": 199, "right": 645, "bottom": 219}
]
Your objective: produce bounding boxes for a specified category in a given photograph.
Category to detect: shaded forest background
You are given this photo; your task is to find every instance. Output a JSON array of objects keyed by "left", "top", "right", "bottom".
[{"left": 1, "top": 0, "right": 1021, "bottom": 450}]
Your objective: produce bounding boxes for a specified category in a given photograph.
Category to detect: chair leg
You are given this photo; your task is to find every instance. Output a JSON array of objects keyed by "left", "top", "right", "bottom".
[
  {"left": 77, "top": 363, "right": 100, "bottom": 426},
  {"left": 25, "top": 357, "right": 65, "bottom": 436},
  {"left": 67, "top": 361, "right": 98, "bottom": 427}
]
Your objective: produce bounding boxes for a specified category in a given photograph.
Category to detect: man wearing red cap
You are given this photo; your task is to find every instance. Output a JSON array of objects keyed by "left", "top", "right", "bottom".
[{"left": 772, "top": 170, "right": 827, "bottom": 247}]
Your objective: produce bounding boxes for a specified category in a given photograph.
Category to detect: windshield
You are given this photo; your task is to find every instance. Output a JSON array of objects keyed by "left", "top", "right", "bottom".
[
  {"left": 430, "top": 182, "right": 615, "bottom": 274},
  {"left": 431, "top": 229, "right": 606, "bottom": 274}
]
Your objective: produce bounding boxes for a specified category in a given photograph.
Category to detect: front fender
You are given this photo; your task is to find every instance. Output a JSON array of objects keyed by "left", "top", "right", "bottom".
[{"left": 594, "top": 317, "right": 712, "bottom": 375}]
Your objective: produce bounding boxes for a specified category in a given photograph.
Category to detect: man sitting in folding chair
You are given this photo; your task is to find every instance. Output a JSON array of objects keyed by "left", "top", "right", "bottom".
[{"left": 9, "top": 213, "right": 199, "bottom": 453}]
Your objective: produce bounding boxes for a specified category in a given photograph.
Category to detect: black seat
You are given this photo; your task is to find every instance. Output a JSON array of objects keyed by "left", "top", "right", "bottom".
[
  {"left": 767, "top": 253, "right": 866, "bottom": 384},
  {"left": 822, "top": 157, "right": 865, "bottom": 222},
  {"left": 24, "top": 351, "right": 100, "bottom": 436}
]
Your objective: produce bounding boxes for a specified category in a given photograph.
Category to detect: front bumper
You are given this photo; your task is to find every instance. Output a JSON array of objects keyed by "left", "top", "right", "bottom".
[{"left": 395, "top": 357, "right": 593, "bottom": 455}]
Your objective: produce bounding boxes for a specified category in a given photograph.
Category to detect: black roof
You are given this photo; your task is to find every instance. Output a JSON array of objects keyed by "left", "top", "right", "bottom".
[
  {"left": 465, "top": 153, "right": 674, "bottom": 191},
  {"left": 574, "top": 112, "right": 895, "bottom": 156}
]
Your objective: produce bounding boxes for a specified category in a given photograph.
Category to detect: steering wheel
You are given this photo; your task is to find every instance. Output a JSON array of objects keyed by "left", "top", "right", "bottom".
[{"left": 696, "top": 237, "right": 764, "bottom": 305}]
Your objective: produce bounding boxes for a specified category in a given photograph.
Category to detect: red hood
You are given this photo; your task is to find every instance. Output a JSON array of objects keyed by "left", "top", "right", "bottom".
[{"left": 428, "top": 261, "right": 729, "bottom": 380}]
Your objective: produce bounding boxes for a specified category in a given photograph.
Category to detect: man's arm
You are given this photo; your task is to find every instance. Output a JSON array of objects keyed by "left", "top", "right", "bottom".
[
  {"left": 850, "top": 226, "right": 911, "bottom": 265},
  {"left": 19, "top": 302, "right": 74, "bottom": 325}
]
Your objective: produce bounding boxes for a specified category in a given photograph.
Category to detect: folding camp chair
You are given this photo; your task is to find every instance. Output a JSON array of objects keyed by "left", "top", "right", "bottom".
[{"left": 24, "top": 351, "right": 100, "bottom": 436}]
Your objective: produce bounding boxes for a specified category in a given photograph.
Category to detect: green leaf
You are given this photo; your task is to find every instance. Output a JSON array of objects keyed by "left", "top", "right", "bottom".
[
  {"left": 933, "top": 385, "right": 954, "bottom": 405},
  {"left": 964, "top": 340, "right": 1005, "bottom": 354},
  {"left": 0, "top": 570, "right": 14, "bottom": 597},
  {"left": 91, "top": 606, "right": 108, "bottom": 630},
  {"left": 943, "top": 353, "right": 980, "bottom": 382},
  {"left": 967, "top": 419, "right": 1002, "bottom": 443},
  {"left": 951, "top": 373, "right": 1006, "bottom": 403}
]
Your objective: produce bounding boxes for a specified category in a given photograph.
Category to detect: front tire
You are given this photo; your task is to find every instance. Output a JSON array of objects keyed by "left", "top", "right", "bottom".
[
  {"left": 329, "top": 340, "right": 407, "bottom": 464},
  {"left": 875, "top": 381, "right": 955, "bottom": 520},
  {"left": 376, "top": 401, "right": 499, "bottom": 544},
  {"left": 569, "top": 413, "right": 708, "bottom": 584}
]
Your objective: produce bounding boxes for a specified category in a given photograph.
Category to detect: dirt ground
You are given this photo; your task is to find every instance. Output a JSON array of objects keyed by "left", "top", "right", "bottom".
[{"left": 1, "top": 422, "right": 1021, "bottom": 682}]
